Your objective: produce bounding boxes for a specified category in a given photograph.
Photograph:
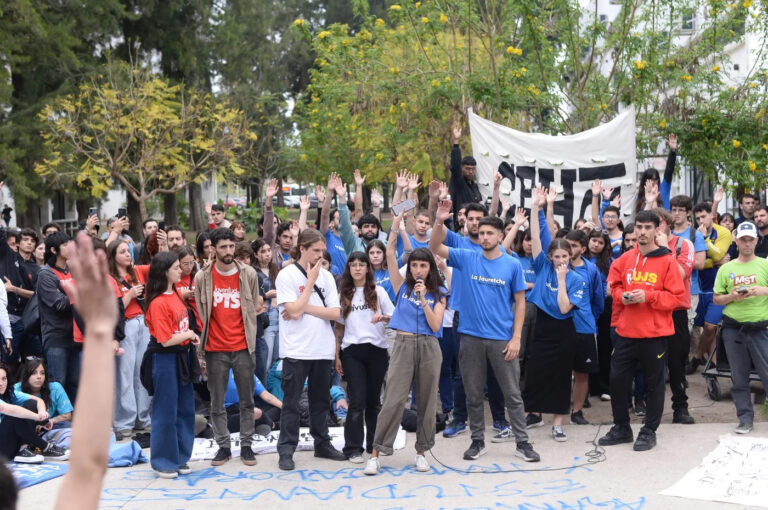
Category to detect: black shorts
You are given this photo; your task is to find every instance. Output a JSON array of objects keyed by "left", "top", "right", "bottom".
[{"left": 573, "top": 333, "right": 599, "bottom": 374}]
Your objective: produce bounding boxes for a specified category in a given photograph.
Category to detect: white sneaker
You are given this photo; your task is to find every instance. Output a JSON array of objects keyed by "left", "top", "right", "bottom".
[
  {"left": 363, "top": 457, "right": 380, "bottom": 475},
  {"left": 415, "top": 454, "right": 430, "bottom": 472},
  {"left": 600, "top": 394, "right": 611, "bottom": 401},
  {"left": 347, "top": 454, "right": 365, "bottom": 464}
]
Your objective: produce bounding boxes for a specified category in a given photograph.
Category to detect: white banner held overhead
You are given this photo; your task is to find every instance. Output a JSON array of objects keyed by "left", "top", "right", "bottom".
[{"left": 468, "top": 107, "right": 637, "bottom": 228}]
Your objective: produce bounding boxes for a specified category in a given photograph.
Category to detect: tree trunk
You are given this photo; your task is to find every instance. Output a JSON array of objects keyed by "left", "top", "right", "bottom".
[
  {"left": 75, "top": 199, "right": 91, "bottom": 221},
  {"left": 188, "top": 182, "right": 205, "bottom": 232},
  {"left": 163, "top": 193, "right": 178, "bottom": 226},
  {"left": 126, "top": 193, "right": 143, "bottom": 240},
  {"left": 382, "top": 183, "right": 390, "bottom": 213},
  {"left": 276, "top": 178, "right": 284, "bottom": 207}
]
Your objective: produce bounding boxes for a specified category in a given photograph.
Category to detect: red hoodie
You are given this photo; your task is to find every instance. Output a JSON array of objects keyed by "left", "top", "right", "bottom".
[{"left": 608, "top": 245, "right": 687, "bottom": 339}]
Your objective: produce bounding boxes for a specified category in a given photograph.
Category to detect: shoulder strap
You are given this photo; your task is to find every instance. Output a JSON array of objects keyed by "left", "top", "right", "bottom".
[
  {"left": 676, "top": 236, "right": 684, "bottom": 256},
  {"left": 292, "top": 262, "right": 327, "bottom": 307}
]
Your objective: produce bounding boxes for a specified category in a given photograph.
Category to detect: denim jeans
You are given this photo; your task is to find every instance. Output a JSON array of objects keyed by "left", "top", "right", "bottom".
[
  {"left": 114, "top": 316, "right": 152, "bottom": 431},
  {"left": 263, "top": 307, "right": 279, "bottom": 369},
  {"left": 44, "top": 344, "right": 81, "bottom": 402},
  {"left": 150, "top": 352, "right": 195, "bottom": 472},
  {"left": 253, "top": 337, "right": 269, "bottom": 384}
]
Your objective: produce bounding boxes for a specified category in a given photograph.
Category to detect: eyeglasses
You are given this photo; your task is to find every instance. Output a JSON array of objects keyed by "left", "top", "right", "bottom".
[
  {"left": 592, "top": 228, "right": 609, "bottom": 235},
  {"left": 602, "top": 215, "right": 618, "bottom": 220}
]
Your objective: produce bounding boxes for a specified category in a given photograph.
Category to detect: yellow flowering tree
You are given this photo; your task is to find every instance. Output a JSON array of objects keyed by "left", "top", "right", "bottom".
[
  {"left": 36, "top": 59, "right": 255, "bottom": 221},
  {"left": 293, "top": 0, "right": 768, "bottom": 194}
]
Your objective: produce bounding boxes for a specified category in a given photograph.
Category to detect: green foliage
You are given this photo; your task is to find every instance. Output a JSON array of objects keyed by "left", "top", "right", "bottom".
[
  {"left": 35, "top": 58, "right": 256, "bottom": 220},
  {"left": 293, "top": 0, "right": 768, "bottom": 192},
  {"left": 224, "top": 204, "right": 291, "bottom": 233}
]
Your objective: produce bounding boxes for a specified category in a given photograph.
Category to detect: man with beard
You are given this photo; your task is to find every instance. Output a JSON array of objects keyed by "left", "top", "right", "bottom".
[
  {"left": 332, "top": 177, "right": 381, "bottom": 254},
  {"left": 753, "top": 206, "right": 768, "bottom": 258},
  {"left": 195, "top": 228, "right": 263, "bottom": 467}
]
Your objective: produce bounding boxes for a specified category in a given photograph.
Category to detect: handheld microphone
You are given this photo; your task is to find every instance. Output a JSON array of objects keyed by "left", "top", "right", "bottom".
[{"left": 415, "top": 278, "right": 423, "bottom": 300}]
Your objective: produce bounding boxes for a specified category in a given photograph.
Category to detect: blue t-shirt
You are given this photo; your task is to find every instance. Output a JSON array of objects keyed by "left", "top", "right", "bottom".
[
  {"left": 529, "top": 252, "right": 586, "bottom": 320},
  {"left": 374, "top": 268, "right": 396, "bottom": 303},
  {"left": 673, "top": 225, "right": 707, "bottom": 296},
  {"left": 325, "top": 230, "right": 347, "bottom": 276},
  {"left": 409, "top": 235, "right": 429, "bottom": 250},
  {"left": 586, "top": 255, "right": 611, "bottom": 299},
  {"left": 448, "top": 249, "right": 527, "bottom": 341},
  {"left": 515, "top": 254, "right": 536, "bottom": 299},
  {"left": 13, "top": 381, "right": 72, "bottom": 419},
  {"left": 224, "top": 370, "right": 267, "bottom": 408},
  {"left": 444, "top": 229, "right": 483, "bottom": 310},
  {"left": 570, "top": 259, "right": 604, "bottom": 334},
  {"left": 388, "top": 286, "right": 446, "bottom": 337}
]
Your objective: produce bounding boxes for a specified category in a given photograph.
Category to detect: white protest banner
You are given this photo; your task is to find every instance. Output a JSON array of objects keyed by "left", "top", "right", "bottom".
[
  {"left": 190, "top": 427, "right": 407, "bottom": 461},
  {"left": 468, "top": 106, "right": 637, "bottom": 228}
]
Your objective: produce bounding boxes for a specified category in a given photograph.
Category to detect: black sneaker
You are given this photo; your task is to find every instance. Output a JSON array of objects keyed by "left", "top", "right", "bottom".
[
  {"left": 178, "top": 464, "right": 192, "bottom": 475},
  {"left": 570, "top": 410, "right": 589, "bottom": 425},
  {"left": 515, "top": 441, "right": 540, "bottom": 462},
  {"left": 598, "top": 425, "right": 634, "bottom": 446},
  {"left": 211, "top": 447, "right": 231, "bottom": 466},
  {"left": 42, "top": 443, "right": 70, "bottom": 461},
  {"left": 240, "top": 446, "right": 257, "bottom": 466},
  {"left": 13, "top": 447, "right": 43, "bottom": 464},
  {"left": 686, "top": 357, "right": 704, "bottom": 375},
  {"left": 633, "top": 399, "right": 646, "bottom": 416},
  {"left": 314, "top": 442, "right": 346, "bottom": 461},
  {"left": 633, "top": 427, "right": 657, "bottom": 451},
  {"left": 525, "top": 413, "right": 543, "bottom": 429},
  {"left": 278, "top": 454, "right": 295, "bottom": 471},
  {"left": 672, "top": 409, "right": 695, "bottom": 424},
  {"left": 583, "top": 397, "right": 591, "bottom": 409},
  {"left": 463, "top": 440, "right": 487, "bottom": 460}
]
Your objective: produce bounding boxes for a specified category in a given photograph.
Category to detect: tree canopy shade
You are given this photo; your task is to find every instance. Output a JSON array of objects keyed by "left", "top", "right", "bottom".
[
  {"left": 293, "top": 0, "right": 768, "bottom": 192},
  {"left": 35, "top": 59, "right": 257, "bottom": 221}
]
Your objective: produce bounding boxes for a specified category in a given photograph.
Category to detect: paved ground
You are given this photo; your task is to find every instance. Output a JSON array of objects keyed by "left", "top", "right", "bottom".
[{"left": 18, "top": 373, "right": 768, "bottom": 509}]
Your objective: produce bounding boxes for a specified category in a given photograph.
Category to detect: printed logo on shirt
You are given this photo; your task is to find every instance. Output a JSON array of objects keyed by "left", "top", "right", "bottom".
[
  {"left": 626, "top": 270, "right": 658, "bottom": 285},
  {"left": 733, "top": 274, "right": 757, "bottom": 286},
  {"left": 351, "top": 303, "right": 371, "bottom": 312},
  {"left": 470, "top": 274, "right": 506, "bottom": 286},
  {"left": 213, "top": 287, "right": 241, "bottom": 309},
  {"left": 401, "top": 291, "right": 434, "bottom": 307},
  {"left": 176, "top": 314, "right": 190, "bottom": 334}
]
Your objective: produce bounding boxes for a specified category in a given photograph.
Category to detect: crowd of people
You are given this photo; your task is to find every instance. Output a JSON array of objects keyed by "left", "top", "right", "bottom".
[{"left": 1, "top": 128, "right": 768, "bottom": 489}]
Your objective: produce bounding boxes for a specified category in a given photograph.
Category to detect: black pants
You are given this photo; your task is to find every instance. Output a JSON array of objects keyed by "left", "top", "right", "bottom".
[
  {"left": 277, "top": 358, "right": 332, "bottom": 456},
  {"left": 226, "top": 402, "right": 281, "bottom": 432},
  {"left": 669, "top": 310, "right": 690, "bottom": 412},
  {"left": 609, "top": 336, "right": 668, "bottom": 431},
  {"left": 0, "top": 400, "right": 48, "bottom": 459},
  {"left": 340, "top": 343, "right": 389, "bottom": 456},
  {"left": 590, "top": 299, "right": 613, "bottom": 396}
]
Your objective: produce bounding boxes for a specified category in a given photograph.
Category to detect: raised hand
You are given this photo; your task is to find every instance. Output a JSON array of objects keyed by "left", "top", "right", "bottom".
[
  {"left": 611, "top": 194, "right": 621, "bottom": 208},
  {"left": 315, "top": 185, "right": 326, "bottom": 204},
  {"left": 591, "top": 178, "right": 602, "bottom": 198},
  {"left": 668, "top": 133, "right": 678, "bottom": 151},
  {"left": 289, "top": 220, "right": 300, "bottom": 237},
  {"left": 494, "top": 172, "right": 503, "bottom": 189},
  {"left": 452, "top": 121, "right": 462, "bottom": 143},
  {"left": 354, "top": 169, "right": 366, "bottom": 187},
  {"left": 429, "top": 180, "right": 441, "bottom": 199},
  {"left": 395, "top": 169, "right": 409, "bottom": 189},
  {"left": 265, "top": 179, "right": 279, "bottom": 200},
  {"left": 407, "top": 173, "right": 421, "bottom": 191},
  {"left": 205, "top": 202, "right": 212, "bottom": 215},
  {"left": 644, "top": 180, "right": 660, "bottom": 204},
  {"left": 500, "top": 197, "right": 511, "bottom": 213},
  {"left": 515, "top": 207, "right": 528, "bottom": 226},
  {"left": 438, "top": 181, "right": 449, "bottom": 200},
  {"left": 714, "top": 187, "right": 724, "bottom": 204},
  {"left": 531, "top": 186, "right": 545, "bottom": 209},
  {"left": 371, "top": 189, "right": 382, "bottom": 208},
  {"left": 547, "top": 186, "right": 558, "bottom": 204},
  {"left": 299, "top": 195, "right": 310, "bottom": 211},
  {"left": 436, "top": 198, "right": 452, "bottom": 222}
]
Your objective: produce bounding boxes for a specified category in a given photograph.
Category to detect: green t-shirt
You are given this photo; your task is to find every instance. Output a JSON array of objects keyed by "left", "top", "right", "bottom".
[{"left": 714, "top": 257, "right": 768, "bottom": 323}]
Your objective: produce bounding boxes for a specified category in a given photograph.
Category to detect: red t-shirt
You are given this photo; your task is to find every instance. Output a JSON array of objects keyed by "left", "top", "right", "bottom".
[
  {"left": 145, "top": 292, "right": 190, "bottom": 344},
  {"left": 205, "top": 266, "right": 247, "bottom": 352},
  {"left": 117, "top": 265, "right": 150, "bottom": 319},
  {"left": 73, "top": 276, "right": 122, "bottom": 343},
  {"left": 177, "top": 273, "right": 201, "bottom": 328}
]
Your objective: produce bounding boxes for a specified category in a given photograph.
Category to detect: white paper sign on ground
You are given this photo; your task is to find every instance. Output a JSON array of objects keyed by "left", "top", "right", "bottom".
[
  {"left": 661, "top": 435, "right": 768, "bottom": 508},
  {"left": 191, "top": 426, "right": 407, "bottom": 461}
]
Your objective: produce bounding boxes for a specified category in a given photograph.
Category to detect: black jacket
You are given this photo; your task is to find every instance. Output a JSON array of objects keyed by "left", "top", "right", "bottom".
[
  {"left": 0, "top": 228, "right": 33, "bottom": 316},
  {"left": 449, "top": 144, "right": 482, "bottom": 217},
  {"left": 37, "top": 266, "right": 73, "bottom": 349}
]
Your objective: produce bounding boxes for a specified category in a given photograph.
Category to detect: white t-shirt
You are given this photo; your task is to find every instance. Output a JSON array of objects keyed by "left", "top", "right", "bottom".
[
  {"left": 337, "top": 286, "right": 395, "bottom": 350},
  {"left": 276, "top": 264, "right": 340, "bottom": 360}
]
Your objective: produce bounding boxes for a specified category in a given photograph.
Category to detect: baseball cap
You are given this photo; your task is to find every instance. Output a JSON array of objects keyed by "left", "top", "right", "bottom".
[{"left": 735, "top": 221, "right": 758, "bottom": 239}]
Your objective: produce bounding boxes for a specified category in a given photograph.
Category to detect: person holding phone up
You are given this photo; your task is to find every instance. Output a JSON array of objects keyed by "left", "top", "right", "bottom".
[{"left": 713, "top": 222, "right": 768, "bottom": 435}]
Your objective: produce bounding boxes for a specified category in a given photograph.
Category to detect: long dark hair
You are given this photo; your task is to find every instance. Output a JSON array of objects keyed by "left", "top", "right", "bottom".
[
  {"left": 20, "top": 359, "right": 50, "bottom": 408},
  {"left": 365, "top": 240, "right": 388, "bottom": 270},
  {"left": 404, "top": 248, "right": 443, "bottom": 300},
  {"left": 588, "top": 230, "right": 613, "bottom": 274},
  {"left": 0, "top": 362, "right": 19, "bottom": 404},
  {"left": 339, "top": 252, "right": 377, "bottom": 319},
  {"left": 636, "top": 168, "right": 661, "bottom": 213},
  {"left": 513, "top": 228, "right": 531, "bottom": 257},
  {"left": 108, "top": 239, "right": 139, "bottom": 286},
  {"left": 145, "top": 252, "right": 181, "bottom": 309},
  {"left": 251, "top": 239, "right": 279, "bottom": 284}
]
